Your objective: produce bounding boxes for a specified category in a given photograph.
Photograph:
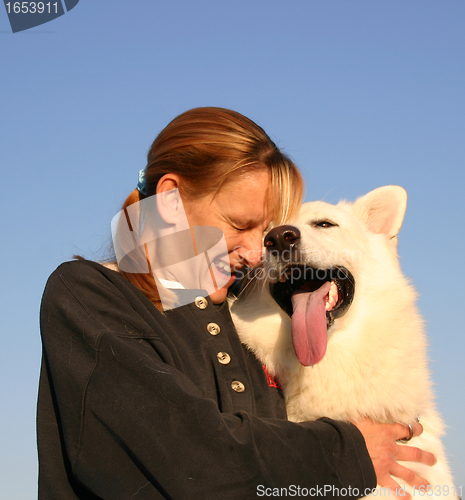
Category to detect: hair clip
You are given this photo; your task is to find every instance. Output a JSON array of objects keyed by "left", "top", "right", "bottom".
[{"left": 137, "top": 169, "right": 147, "bottom": 196}]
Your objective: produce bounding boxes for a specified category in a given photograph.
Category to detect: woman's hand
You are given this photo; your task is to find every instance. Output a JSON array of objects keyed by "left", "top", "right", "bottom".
[{"left": 353, "top": 418, "right": 437, "bottom": 499}]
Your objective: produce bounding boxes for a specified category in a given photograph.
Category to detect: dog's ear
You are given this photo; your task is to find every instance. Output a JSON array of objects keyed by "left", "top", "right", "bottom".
[{"left": 353, "top": 186, "right": 407, "bottom": 240}]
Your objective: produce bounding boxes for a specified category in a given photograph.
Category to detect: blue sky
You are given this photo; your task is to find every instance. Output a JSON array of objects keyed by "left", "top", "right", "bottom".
[{"left": 1, "top": 1, "right": 464, "bottom": 497}]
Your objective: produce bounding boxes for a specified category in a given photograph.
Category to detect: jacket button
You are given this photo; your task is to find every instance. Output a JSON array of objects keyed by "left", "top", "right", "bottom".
[
  {"left": 207, "top": 322, "right": 221, "bottom": 335},
  {"left": 231, "top": 380, "right": 245, "bottom": 393},
  {"left": 194, "top": 296, "right": 208, "bottom": 309},
  {"left": 217, "top": 352, "right": 231, "bottom": 365}
]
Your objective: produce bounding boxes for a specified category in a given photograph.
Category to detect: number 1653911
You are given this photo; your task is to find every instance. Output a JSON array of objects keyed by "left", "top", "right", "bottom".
[{"left": 5, "top": 2, "right": 59, "bottom": 14}]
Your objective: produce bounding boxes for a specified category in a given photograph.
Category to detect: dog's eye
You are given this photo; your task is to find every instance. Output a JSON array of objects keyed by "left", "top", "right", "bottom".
[{"left": 314, "top": 220, "right": 338, "bottom": 228}]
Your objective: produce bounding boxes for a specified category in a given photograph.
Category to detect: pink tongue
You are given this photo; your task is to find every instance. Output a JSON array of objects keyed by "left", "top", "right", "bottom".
[{"left": 291, "top": 281, "right": 331, "bottom": 366}]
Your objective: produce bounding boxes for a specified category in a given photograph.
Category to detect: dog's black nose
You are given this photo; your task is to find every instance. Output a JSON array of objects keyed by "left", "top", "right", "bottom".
[{"left": 264, "top": 225, "right": 301, "bottom": 255}]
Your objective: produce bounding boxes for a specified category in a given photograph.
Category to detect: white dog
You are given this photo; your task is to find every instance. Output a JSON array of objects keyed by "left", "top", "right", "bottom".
[{"left": 231, "top": 186, "right": 458, "bottom": 498}]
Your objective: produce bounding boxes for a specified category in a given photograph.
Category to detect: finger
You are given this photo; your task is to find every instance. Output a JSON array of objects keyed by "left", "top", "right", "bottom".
[
  {"left": 411, "top": 422, "right": 423, "bottom": 438},
  {"left": 394, "top": 422, "right": 421, "bottom": 442},
  {"left": 377, "top": 475, "right": 412, "bottom": 500},
  {"left": 392, "top": 422, "right": 412, "bottom": 441},
  {"left": 390, "top": 461, "right": 430, "bottom": 490},
  {"left": 396, "top": 442, "right": 437, "bottom": 466}
]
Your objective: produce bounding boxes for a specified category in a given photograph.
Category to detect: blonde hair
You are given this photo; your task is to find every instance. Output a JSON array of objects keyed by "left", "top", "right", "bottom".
[{"left": 119, "top": 107, "right": 304, "bottom": 308}]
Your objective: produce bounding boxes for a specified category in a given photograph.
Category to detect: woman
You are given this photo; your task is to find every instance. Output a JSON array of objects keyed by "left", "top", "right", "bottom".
[{"left": 37, "top": 107, "right": 435, "bottom": 499}]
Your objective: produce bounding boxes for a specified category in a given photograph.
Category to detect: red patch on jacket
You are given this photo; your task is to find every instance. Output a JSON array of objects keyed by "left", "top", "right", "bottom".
[{"left": 262, "top": 364, "right": 282, "bottom": 389}]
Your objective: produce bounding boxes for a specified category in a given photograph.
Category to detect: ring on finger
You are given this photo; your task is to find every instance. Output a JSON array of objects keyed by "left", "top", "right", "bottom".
[{"left": 397, "top": 423, "right": 414, "bottom": 443}]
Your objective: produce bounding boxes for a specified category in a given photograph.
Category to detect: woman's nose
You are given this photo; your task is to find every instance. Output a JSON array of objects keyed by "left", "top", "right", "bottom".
[{"left": 238, "top": 234, "right": 264, "bottom": 267}]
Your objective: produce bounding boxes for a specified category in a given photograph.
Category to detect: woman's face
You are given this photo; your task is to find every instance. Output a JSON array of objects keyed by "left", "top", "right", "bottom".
[{"left": 182, "top": 168, "right": 273, "bottom": 303}]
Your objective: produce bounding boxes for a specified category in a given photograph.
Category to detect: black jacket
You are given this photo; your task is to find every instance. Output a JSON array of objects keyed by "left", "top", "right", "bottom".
[{"left": 37, "top": 260, "right": 376, "bottom": 499}]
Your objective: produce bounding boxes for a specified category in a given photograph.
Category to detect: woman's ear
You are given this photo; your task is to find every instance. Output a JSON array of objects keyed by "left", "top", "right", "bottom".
[{"left": 156, "top": 174, "right": 184, "bottom": 224}]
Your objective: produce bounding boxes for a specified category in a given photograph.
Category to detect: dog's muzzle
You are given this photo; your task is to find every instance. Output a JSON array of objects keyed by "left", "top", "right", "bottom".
[
  {"left": 264, "top": 225, "right": 355, "bottom": 326},
  {"left": 264, "top": 225, "right": 301, "bottom": 263}
]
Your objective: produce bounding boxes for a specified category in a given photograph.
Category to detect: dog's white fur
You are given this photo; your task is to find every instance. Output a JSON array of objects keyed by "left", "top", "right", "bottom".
[{"left": 231, "top": 186, "right": 457, "bottom": 497}]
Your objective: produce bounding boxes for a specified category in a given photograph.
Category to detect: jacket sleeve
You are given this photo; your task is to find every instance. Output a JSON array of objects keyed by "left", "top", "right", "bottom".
[{"left": 38, "top": 262, "right": 376, "bottom": 500}]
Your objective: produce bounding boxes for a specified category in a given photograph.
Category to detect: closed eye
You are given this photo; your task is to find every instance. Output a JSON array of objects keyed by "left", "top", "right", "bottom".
[
  {"left": 313, "top": 220, "right": 338, "bottom": 228},
  {"left": 229, "top": 218, "right": 248, "bottom": 232}
]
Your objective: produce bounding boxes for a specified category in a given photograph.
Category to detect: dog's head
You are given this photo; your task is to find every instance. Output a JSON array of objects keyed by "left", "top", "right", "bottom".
[{"left": 263, "top": 185, "right": 408, "bottom": 366}]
